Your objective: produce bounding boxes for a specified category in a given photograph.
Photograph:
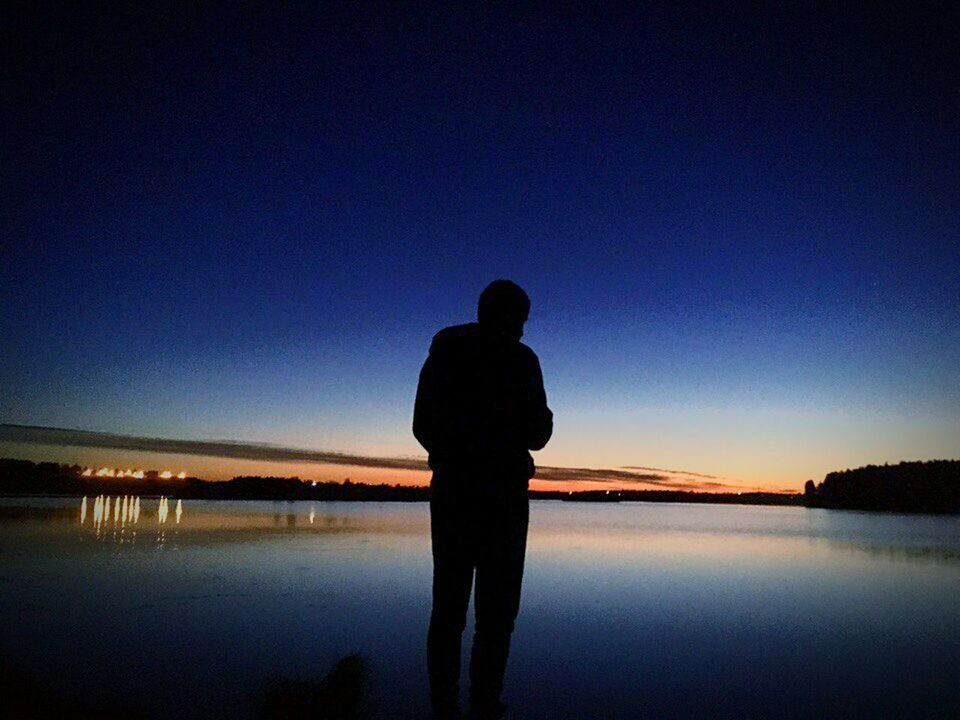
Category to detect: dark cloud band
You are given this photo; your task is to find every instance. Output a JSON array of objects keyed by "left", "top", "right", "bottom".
[{"left": 0, "top": 424, "right": 739, "bottom": 490}]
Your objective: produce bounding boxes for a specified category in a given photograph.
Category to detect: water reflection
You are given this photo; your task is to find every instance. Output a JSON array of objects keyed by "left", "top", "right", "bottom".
[
  {"left": 76, "top": 495, "right": 185, "bottom": 545},
  {"left": 41, "top": 497, "right": 419, "bottom": 546},
  {"left": 2, "top": 499, "right": 959, "bottom": 720},
  {"left": 43, "top": 498, "right": 960, "bottom": 570},
  {"left": 829, "top": 538, "right": 960, "bottom": 565}
]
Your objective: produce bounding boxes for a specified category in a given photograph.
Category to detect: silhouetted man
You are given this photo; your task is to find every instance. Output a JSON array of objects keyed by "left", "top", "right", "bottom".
[{"left": 414, "top": 280, "right": 553, "bottom": 720}]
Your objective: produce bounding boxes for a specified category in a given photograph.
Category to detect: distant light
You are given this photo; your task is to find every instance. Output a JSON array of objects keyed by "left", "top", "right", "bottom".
[
  {"left": 160, "top": 471, "right": 172, "bottom": 479},
  {"left": 311, "top": 481, "right": 317, "bottom": 487},
  {"left": 177, "top": 471, "right": 186, "bottom": 479},
  {"left": 82, "top": 468, "right": 92, "bottom": 477}
]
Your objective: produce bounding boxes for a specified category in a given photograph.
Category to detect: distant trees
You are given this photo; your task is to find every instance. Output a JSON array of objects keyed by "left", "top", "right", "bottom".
[
  {"left": 0, "top": 459, "right": 431, "bottom": 502},
  {"left": 0, "top": 457, "right": 196, "bottom": 496},
  {"left": 0, "top": 458, "right": 79, "bottom": 494},
  {"left": 29, "top": 456, "right": 960, "bottom": 510},
  {"left": 804, "top": 460, "right": 960, "bottom": 513}
]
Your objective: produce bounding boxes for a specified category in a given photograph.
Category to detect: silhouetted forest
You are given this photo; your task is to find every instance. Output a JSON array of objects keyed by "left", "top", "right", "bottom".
[
  {"left": 0, "top": 457, "right": 801, "bottom": 505},
  {"left": 804, "top": 460, "right": 960, "bottom": 513},
  {"left": 8, "top": 457, "right": 958, "bottom": 512},
  {"left": 555, "top": 489, "right": 801, "bottom": 506},
  {"left": 0, "top": 459, "right": 429, "bottom": 501}
]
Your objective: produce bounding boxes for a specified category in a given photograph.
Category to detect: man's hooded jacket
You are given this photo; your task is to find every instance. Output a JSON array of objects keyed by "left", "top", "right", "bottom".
[{"left": 413, "top": 322, "right": 553, "bottom": 480}]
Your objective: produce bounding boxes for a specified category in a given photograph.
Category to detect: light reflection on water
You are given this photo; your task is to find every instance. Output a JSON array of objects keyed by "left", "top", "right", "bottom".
[
  {"left": 76, "top": 495, "right": 181, "bottom": 546},
  {"left": 1, "top": 498, "right": 959, "bottom": 719}
]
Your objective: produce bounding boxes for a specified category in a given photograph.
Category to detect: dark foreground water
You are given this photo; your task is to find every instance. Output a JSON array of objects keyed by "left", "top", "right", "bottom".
[{"left": 1, "top": 497, "right": 959, "bottom": 719}]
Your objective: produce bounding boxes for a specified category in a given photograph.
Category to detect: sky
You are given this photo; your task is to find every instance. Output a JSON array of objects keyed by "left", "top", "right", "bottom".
[{"left": 2, "top": 4, "right": 958, "bottom": 491}]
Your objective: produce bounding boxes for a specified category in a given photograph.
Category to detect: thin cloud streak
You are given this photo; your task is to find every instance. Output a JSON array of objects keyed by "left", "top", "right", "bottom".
[
  {"left": 621, "top": 465, "right": 720, "bottom": 480},
  {"left": 532, "top": 466, "right": 726, "bottom": 490},
  {"left": 0, "top": 424, "right": 428, "bottom": 470},
  {"left": 0, "top": 424, "right": 768, "bottom": 491}
]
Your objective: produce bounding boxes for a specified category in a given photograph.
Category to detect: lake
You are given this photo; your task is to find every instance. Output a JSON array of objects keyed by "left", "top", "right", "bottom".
[{"left": 1, "top": 497, "right": 959, "bottom": 719}]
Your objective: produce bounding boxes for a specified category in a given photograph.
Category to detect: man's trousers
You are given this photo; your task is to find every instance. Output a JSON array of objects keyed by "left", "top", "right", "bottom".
[{"left": 427, "top": 471, "right": 530, "bottom": 708}]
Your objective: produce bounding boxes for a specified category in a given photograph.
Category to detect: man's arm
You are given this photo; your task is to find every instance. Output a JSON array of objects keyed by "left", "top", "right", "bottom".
[
  {"left": 526, "top": 354, "right": 553, "bottom": 451},
  {"left": 413, "top": 353, "right": 436, "bottom": 453}
]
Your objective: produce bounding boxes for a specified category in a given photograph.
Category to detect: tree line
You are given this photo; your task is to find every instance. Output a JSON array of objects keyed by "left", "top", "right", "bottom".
[{"left": 804, "top": 460, "right": 960, "bottom": 513}]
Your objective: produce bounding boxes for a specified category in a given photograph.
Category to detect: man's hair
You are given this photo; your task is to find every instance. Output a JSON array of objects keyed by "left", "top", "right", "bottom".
[{"left": 477, "top": 280, "right": 530, "bottom": 326}]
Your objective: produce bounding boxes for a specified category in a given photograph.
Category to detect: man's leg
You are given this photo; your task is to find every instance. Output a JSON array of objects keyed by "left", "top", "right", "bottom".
[
  {"left": 469, "top": 492, "right": 529, "bottom": 712},
  {"left": 428, "top": 482, "right": 475, "bottom": 713}
]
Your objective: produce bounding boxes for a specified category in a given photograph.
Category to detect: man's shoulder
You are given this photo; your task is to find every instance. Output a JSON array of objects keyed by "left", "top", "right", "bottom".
[
  {"left": 433, "top": 323, "right": 478, "bottom": 342},
  {"left": 517, "top": 341, "right": 540, "bottom": 365},
  {"left": 429, "top": 323, "right": 480, "bottom": 354}
]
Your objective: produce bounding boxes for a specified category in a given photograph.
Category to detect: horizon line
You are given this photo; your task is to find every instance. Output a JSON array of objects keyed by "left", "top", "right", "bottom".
[{"left": 0, "top": 423, "right": 793, "bottom": 493}]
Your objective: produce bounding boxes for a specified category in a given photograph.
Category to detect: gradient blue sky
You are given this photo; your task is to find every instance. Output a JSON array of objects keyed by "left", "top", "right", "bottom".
[{"left": 2, "top": 4, "right": 958, "bottom": 488}]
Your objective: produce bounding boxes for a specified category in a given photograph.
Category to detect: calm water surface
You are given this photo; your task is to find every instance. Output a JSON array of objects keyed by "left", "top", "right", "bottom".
[{"left": 1, "top": 497, "right": 959, "bottom": 719}]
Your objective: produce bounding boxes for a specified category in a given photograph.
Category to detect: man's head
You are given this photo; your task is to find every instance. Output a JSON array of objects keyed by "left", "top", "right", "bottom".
[{"left": 477, "top": 280, "right": 530, "bottom": 341}]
